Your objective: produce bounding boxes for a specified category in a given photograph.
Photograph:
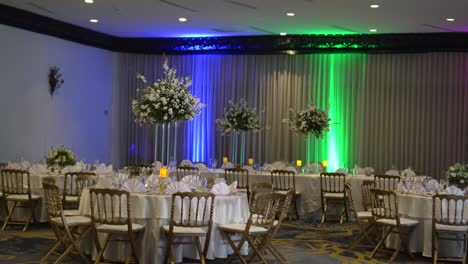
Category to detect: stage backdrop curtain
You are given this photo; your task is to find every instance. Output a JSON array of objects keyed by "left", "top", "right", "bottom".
[{"left": 111, "top": 52, "right": 468, "bottom": 178}]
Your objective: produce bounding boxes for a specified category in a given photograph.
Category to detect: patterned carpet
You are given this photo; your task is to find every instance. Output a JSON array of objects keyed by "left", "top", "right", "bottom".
[{"left": 0, "top": 221, "right": 432, "bottom": 264}]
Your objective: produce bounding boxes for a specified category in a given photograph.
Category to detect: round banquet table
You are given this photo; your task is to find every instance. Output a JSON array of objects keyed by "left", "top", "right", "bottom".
[
  {"left": 180, "top": 170, "right": 372, "bottom": 217},
  {"left": 79, "top": 189, "right": 250, "bottom": 263},
  {"left": 386, "top": 193, "right": 467, "bottom": 257}
]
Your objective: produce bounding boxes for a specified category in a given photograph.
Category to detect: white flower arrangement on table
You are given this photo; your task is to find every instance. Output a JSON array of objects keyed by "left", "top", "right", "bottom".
[
  {"left": 289, "top": 104, "right": 331, "bottom": 138},
  {"left": 44, "top": 145, "right": 77, "bottom": 169},
  {"left": 216, "top": 99, "right": 262, "bottom": 135},
  {"left": 131, "top": 59, "right": 204, "bottom": 125},
  {"left": 447, "top": 163, "right": 468, "bottom": 189}
]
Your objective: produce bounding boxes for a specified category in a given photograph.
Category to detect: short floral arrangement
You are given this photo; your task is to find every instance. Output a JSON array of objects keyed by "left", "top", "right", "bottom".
[
  {"left": 131, "top": 59, "right": 204, "bottom": 125},
  {"left": 45, "top": 145, "right": 77, "bottom": 168},
  {"left": 216, "top": 99, "right": 262, "bottom": 135},
  {"left": 289, "top": 104, "right": 331, "bottom": 138},
  {"left": 446, "top": 163, "right": 468, "bottom": 189}
]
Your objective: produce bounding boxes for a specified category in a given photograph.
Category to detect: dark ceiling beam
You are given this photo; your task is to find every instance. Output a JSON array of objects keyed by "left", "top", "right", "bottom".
[{"left": 2, "top": 3, "right": 468, "bottom": 54}]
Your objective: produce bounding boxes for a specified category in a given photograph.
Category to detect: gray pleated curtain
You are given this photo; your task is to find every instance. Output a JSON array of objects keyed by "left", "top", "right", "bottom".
[{"left": 111, "top": 52, "right": 468, "bottom": 178}]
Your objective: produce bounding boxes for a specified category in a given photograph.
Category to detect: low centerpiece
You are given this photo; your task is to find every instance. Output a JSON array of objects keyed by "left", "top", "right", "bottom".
[
  {"left": 131, "top": 58, "right": 204, "bottom": 165},
  {"left": 446, "top": 163, "right": 468, "bottom": 190},
  {"left": 216, "top": 99, "right": 262, "bottom": 164},
  {"left": 44, "top": 145, "right": 77, "bottom": 172}
]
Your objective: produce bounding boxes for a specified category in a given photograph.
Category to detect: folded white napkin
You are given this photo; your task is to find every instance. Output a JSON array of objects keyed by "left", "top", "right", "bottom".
[
  {"left": 445, "top": 186, "right": 464, "bottom": 196},
  {"left": 385, "top": 169, "right": 400, "bottom": 176},
  {"left": 211, "top": 182, "right": 231, "bottom": 194},
  {"left": 166, "top": 181, "right": 191, "bottom": 194},
  {"left": 20, "top": 160, "right": 31, "bottom": 170},
  {"left": 95, "top": 177, "right": 114, "bottom": 189},
  {"left": 221, "top": 162, "right": 234, "bottom": 169},
  {"left": 263, "top": 163, "right": 272, "bottom": 171},
  {"left": 364, "top": 167, "right": 375, "bottom": 175},
  {"left": 152, "top": 161, "right": 162, "bottom": 170},
  {"left": 181, "top": 175, "right": 201, "bottom": 187},
  {"left": 414, "top": 184, "right": 427, "bottom": 195},
  {"left": 29, "top": 163, "right": 48, "bottom": 174},
  {"left": 335, "top": 168, "right": 347, "bottom": 174},
  {"left": 146, "top": 174, "right": 159, "bottom": 184},
  {"left": 180, "top": 160, "right": 193, "bottom": 167},
  {"left": 426, "top": 179, "right": 439, "bottom": 192},
  {"left": 195, "top": 163, "right": 208, "bottom": 171},
  {"left": 7, "top": 162, "right": 21, "bottom": 170},
  {"left": 122, "top": 178, "right": 147, "bottom": 193},
  {"left": 241, "top": 165, "right": 255, "bottom": 172},
  {"left": 229, "top": 181, "right": 238, "bottom": 193},
  {"left": 62, "top": 165, "right": 81, "bottom": 173},
  {"left": 94, "top": 164, "right": 113, "bottom": 175},
  {"left": 285, "top": 166, "right": 298, "bottom": 174},
  {"left": 401, "top": 168, "right": 416, "bottom": 177},
  {"left": 309, "top": 163, "right": 324, "bottom": 173},
  {"left": 272, "top": 161, "right": 286, "bottom": 170},
  {"left": 354, "top": 166, "right": 366, "bottom": 175}
]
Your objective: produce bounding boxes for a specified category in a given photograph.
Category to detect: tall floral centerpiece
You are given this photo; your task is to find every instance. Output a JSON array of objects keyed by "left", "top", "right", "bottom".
[
  {"left": 446, "top": 163, "right": 468, "bottom": 190},
  {"left": 216, "top": 99, "right": 261, "bottom": 164},
  {"left": 45, "top": 145, "right": 77, "bottom": 172},
  {"left": 131, "top": 58, "right": 204, "bottom": 165},
  {"left": 290, "top": 104, "right": 331, "bottom": 172}
]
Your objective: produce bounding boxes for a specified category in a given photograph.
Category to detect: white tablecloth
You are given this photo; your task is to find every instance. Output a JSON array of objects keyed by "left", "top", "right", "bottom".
[
  {"left": 386, "top": 194, "right": 466, "bottom": 257},
  {"left": 79, "top": 189, "right": 250, "bottom": 263}
]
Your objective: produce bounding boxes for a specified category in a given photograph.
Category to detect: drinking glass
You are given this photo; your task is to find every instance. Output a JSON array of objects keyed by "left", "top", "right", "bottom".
[{"left": 211, "top": 159, "right": 217, "bottom": 170}]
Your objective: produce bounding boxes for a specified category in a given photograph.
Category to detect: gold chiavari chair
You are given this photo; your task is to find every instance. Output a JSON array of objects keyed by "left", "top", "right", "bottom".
[
  {"left": 320, "top": 172, "right": 347, "bottom": 224},
  {"left": 344, "top": 183, "right": 375, "bottom": 248},
  {"left": 361, "top": 180, "right": 375, "bottom": 211},
  {"left": 63, "top": 172, "right": 96, "bottom": 209},
  {"left": 225, "top": 168, "right": 249, "bottom": 197},
  {"left": 1, "top": 169, "right": 41, "bottom": 231},
  {"left": 175, "top": 166, "right": 199, "bottom": 181},
  {"left": 248, "top": 182, "right": 273, "bottom": 209},
  {"left": 126, "top": 164, "right": 153, "bottom": 177},
  {"left": 90, "top": 188, "right": 145, "bottom": 264},
  {"left": 41, "top": 181, "right": 92, "bottom": 263},
  {"left": 220, "top": 192, "right": 284, "bottom": 264},
  {"left": 432, "top": 194, "right": 468, "bottom": 264},
  {"left": 369, "top": 189, "right": 418, "bottom": 262},
  {"left": 162, "top": 192, "right": 215, "bottom": 264},
  {"left": 0, "top": 162, "right": 7, "bottom": 169},
  {"left": 374, "top": 174, "right": 401, "bottom": 191},
  {"left": 271, "top": 169, "right": 300, "bottom": 220}
]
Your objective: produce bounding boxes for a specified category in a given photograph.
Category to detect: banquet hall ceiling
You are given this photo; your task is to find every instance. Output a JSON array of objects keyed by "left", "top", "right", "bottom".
[{"left": 1, "top": 0, "right": 467, "bottom": 37}]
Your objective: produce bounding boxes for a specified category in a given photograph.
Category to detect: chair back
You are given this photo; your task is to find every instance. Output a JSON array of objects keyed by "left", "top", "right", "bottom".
[
  {"left": 224, "top": 168, "right": 249, "bottom": 190},
  {"left": 374, "top": 174, "right": 400, "bottom": 191},
  {"left": 0, "top": 162, "right": 7, "bottom": 170},
  {"left": 370, "top": 189, "right": 399, "bottom": 224},
  {"left": 168, "top": 192, "right": 215, "bottom": 229},
  {"left": 432, "top": 194, "right": 468, "bottom": 227},
  {"left": 89, "top": 188, "right": 132, "bottom": 228},
  {"left": 249, "top": 192, "right": 283, "bottom": 227},
  {"left": 320, "top": 172, "right": 346, "bottom": 194},
  {"left": 127, "top": 164, "right": 153, "bottom": 176},
  {"left": 249, "top": 182, "right": 273, "bottom": 208},
  {"left": 270, "top": 169, "right": 295, "bottom": 191},
  {"left": 63, "top": 172, "right": 96, "bottom": 202},
  {"left": 176, "top": 166, "right": 199, "bottom": 181},
  {"left": 1, "top": 169, "right": 32, "bottom": 196},
  {"left": 344, "top": 183, "right": 359, "bottom": 220},
  {"left": 361, "top": 180, "right": 375, "bottom": 211},
  {"left": 42, "top": 181, "right": 63, "bottom": 219}
]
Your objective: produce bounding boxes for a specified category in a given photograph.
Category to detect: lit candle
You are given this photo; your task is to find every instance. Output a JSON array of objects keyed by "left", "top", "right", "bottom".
[
  {"left": 248, "top": 158, "right": 254, "bottom": 165},
  {"left": 296, "top": 160, "right": 302, "bottom": 167},
  {"left": 223, "top": 157, "right": 228, "bottom": 164},
  {"left": 160, "top": 167, "right": 168, "bottom": 178},
  {"left": 323, "top": 160, "right": 328, "bottom": 167}
]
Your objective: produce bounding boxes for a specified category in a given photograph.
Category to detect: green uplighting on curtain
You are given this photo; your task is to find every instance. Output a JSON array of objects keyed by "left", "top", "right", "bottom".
[{"left": 306, "top": 54, "right": 367, "bottom": 172}]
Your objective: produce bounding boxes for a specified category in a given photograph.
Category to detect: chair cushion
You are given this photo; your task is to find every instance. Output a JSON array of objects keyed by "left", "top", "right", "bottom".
[
  {"left": 323, "top": 192, "right": 344, "bottom": 199},
  {"left": 63, "top": 210, "right": 81, "bottom": 216},
  {"left": 65, "top": 196, "right": 79, "bottom": 202},
  {"left": 275, "top": 190, "right": 301, "bottom": 195},
  {"left": 219, "top": 223, "right": 268, "bottom": 234},
  {"left": 6, "top": 194, "right": 41, "bottom": 201},
  {"left": 51, "top": 215, "right": 91, "bottom": 227},
  {"left": 376, "top": 218, "right": 419, "bottom": 226},
  {"left": 96, "top": 223, "right": 145, "bottom": 233},
  {"left": 435, "top": 223, "right": 468, "bottom": 232},
  {"left": 357, "top": 211, "right": 372, "bottom": 219},
  {"left": 162, "top": 225, "right": 208, "bottom": 236}
]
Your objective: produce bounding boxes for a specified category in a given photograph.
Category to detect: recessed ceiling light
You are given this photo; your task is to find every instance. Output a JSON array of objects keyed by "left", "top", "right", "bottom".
[
  {"left": 89, "top": 19, "right": 98, "bottom": 23},
  {"left": 84, "top": 0, "right": 94, "bottom": 3},
  {"left": 446, "top": 18, "right": 455, "bottom": 22},
  {"left": 178, "top": 17, "right": 187, "bottom": 22},
  {"left": 286, "top": 12, "right": 295, "bottom": 17},
  {"left": 370, "top": 4, "right": 379, "bottom": 8},
  {"left": 369, "top": 29, "right": 377, "bottom": 32},
  {"left": 280, "top": 32, "right": 287, "bottom": 36}
]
